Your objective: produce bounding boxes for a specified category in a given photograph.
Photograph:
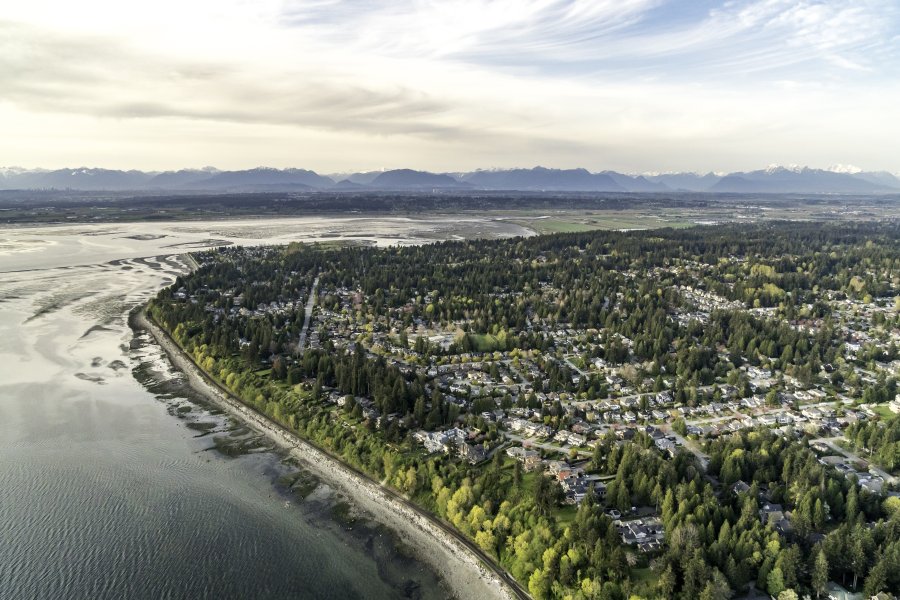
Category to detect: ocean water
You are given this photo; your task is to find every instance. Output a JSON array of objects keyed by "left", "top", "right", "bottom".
[{"left": 0, "top": 218, "right": 528, "bottom": 600}]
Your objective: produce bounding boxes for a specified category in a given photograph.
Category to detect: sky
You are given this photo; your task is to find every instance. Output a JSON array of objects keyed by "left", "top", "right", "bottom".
[{"left": 1, "top": 0, "right": 899, "bottom": 174}]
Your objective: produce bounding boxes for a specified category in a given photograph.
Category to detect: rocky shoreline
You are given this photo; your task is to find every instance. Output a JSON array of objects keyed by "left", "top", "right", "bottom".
[{"left": 134, "top": 308, "right": 518, "bottom": 600}]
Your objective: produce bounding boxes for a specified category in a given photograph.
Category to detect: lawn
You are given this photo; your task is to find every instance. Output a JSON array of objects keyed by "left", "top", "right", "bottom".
[
  {"left": 870, "top": 404, "right": 896, "bottom": 419},
  {"left": 469, "top": 333, "right": 502, "bottom": 352},
  {"left": 630, "top": 567, "right": 656, "bottom": 587},
  {"left": 554, "top": 505, "right": 578, "bottom": 526}
]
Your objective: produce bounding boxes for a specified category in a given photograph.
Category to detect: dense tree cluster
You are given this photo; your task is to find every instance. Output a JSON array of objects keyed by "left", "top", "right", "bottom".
[
  {"left": 149, "top": 221, "right": 900, "bottom": 598},
  {"left": 846, "top": 416, "right": 900, "bottom": 473}
]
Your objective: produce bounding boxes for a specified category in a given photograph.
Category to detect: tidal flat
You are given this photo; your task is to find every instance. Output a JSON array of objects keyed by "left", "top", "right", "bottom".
[{"left": 0, "top": 217, "right": 523, "bottom": 599}]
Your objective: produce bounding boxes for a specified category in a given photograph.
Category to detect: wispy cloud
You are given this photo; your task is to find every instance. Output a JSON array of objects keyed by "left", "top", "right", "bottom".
[
  {"left": 0, "top": 21, "right": 457, "bottom": 137},
  {"left": 0, "top": 1, "right": 898, "bottom": 172},
  {"left": 276, "top": 0, "right": 898, "bottom": 80},
  {"left": 279, "top": 0, "right": 663, "bottom": 59}
]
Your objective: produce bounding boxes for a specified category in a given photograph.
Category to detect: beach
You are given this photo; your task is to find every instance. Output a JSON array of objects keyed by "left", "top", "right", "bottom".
[
  {"left": 134, "top": 308, "right": 520, "bottom": 600},
  {"left": 0, "top": 219, "right": 525, "bottom": 600}
]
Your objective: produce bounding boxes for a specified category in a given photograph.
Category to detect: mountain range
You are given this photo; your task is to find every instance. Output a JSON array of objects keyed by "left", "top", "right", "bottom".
[{"left": 1, "top": 165, "right": 898, "bottom": 194}]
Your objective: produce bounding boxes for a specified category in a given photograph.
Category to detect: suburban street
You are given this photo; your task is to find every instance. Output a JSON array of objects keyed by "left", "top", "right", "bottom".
[
  {"left": 297, "top": 276, "right": 319, "bottom": 352},
  {"left": 505, "top": 432, "right": 593, "bottom": 458},
  {"left": 811, "top": 436, "right": 898, "bottom": 485}
]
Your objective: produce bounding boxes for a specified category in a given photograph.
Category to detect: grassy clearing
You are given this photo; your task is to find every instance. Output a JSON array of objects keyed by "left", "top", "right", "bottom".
[
  {"left": 532, "top": 220, "right": 602, "bottom": 233},
  {"left": 870, "top": 404, "right": 895, "bottom": 419},
  {"left": 511, "top": 212, "right": 695, "bottom": 235},
  {"left": 469, "top": 333, "right": 501, "bottom": 352},
  {"left": 630, "top": 567, "right": 656, "bottom": 587},
  {"left": 554, "top": 505, "right": 578, "bottom": 526}
]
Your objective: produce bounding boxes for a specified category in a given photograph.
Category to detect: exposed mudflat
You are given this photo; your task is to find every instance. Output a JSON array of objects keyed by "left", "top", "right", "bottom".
[
  {"left": 0, "top": 215, "right": 532, "bottom": 273},
  {"left": 0, "top": 216, "right": 527, "bottom": 600}
]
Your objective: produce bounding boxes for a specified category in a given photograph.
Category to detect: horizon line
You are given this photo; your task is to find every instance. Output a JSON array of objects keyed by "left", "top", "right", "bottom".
[{"left": 2, "top": 163, "right": 898, "bottom": 178}]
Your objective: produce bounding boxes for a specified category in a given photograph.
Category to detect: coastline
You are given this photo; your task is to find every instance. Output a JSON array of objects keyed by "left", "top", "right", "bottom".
[{"left": 132, "top": 307, "right": 522, "bottom": 600}]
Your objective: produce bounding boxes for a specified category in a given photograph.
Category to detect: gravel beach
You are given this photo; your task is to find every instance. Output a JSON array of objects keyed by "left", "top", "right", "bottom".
[{"left": 135, "top": 308, "right": 519, "bottom": 600}]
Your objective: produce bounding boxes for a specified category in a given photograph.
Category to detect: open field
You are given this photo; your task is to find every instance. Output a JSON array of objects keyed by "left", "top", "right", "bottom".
[
  {"left": 505, "top": 211, "right": 695, "bottom": 233},
  {"left": 2, "top": 190, "right": 898, "bottom": 230}
]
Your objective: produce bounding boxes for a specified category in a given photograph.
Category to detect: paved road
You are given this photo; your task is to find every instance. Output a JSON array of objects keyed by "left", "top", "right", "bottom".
[
  {"left": 183, "top": 252, "right": 201, "bottom": 271},
  {"left": 561, "top": 356, "right": 587, "bottom": 378},
  {"left": 569, "top": 385, "right": 716, "bottom": 408},
  {"left": 811, "top": 436, "right": 897, "bottom": 485},
  {"left": 501, "top": 359, "right": 529, "bottom": 384},
  {"left": 658, "top": 424, "right": 710, "bottom": 469},
  {"left": 297, "top": 276, "right": 319, "bottom": 352},
  {"left": 685, "top": 409, "right": 745, "bottom": 426},
  {"left": 504, "top": 432, "right": 592, "bottom": 458}
]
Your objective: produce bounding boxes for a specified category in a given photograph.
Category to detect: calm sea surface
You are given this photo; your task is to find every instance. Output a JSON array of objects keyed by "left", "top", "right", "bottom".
[{"left": 0, "top": 218, "right": 529, "bottom": 599}]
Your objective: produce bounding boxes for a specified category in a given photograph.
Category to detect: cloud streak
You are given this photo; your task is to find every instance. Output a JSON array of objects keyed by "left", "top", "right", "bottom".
[
  {"left": 0, "top": 1, "right": 898, "bottom": 172},
  {"left": 0, "top": 22, "right": 457, "bottom": 136},
  {"left": 277, "top": 0, "right": 898, "bottom": 79}
]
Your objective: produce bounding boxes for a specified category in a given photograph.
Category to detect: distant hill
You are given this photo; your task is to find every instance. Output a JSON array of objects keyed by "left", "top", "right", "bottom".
[
  {"left": 332, "top": 171, "right": 383, "bottom": 185},
  {"left": 710, "top": 167, "right": 891, "bottom": 194},
  {"left": 0, "top": 168, "right": 153, "bottom": 190},
  {"left": 331, "top": 179, "right": 365, "bottom": 190},
  {"left": 1, "top": 164, "right": 897, "bottom": 194},
  {"left": 0, "top": 167, "right": 333, "bottom": 191},
  {"left": 600, "top": 171, "right": 670, "bottom": 192},
  {"left": 463, "top": 167, "right": 625, "bottom": 191},
  {"left": 181, "top": 168, "right": 335, "bottom": 190},
  {"left": 370, "top": 169, "right": 467, "bottom": 189},
  {"left": 848, "top": 171, "right": 900, "bottom": 189},
  {"left": 146, "top": 169, "right": 220, "bottom": 188},
  {"left": 644, "top": 172, "right": 721, "bottom": 192}
]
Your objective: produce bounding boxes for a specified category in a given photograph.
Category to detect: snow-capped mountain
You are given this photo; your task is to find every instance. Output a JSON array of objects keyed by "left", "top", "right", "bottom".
[
  {"left": 1, "top": 165, "right": 898, "bottom": 193},
  {"left": 710, "top": 166, "right": 894, "bottom": 194}
]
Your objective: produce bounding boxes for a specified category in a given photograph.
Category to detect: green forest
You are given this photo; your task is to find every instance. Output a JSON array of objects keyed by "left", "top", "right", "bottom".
[{"left": 149, "top": 222, "right": 900, "bottom": 599}]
